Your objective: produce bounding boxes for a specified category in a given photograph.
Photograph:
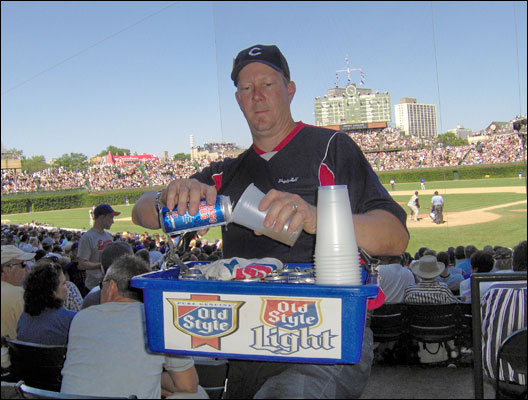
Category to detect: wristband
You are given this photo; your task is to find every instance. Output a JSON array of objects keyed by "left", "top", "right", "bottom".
[{"left": 155, "top": 190, "right": 165, "bottom": 214}]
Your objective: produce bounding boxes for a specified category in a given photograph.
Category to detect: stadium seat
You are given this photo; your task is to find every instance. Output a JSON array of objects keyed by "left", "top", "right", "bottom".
[
  {"left": 370, "top": 303, "right": 406, "bottom": 343},
  {"left": 494, "top": 328, "right": 527, "bottom": 399},
  {"left": 6, "top": 339, "right": 66, "bottom": 392},
  {"left": 15, "top": 380, "right": 138, "bottom": 399}
]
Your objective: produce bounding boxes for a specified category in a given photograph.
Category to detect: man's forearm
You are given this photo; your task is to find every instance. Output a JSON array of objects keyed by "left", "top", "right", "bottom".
[
  {"left": 78, "top": 259, "right": 102, "bottom": 271},
  {"left": 354, "top": 209, "right": 409, "bottom": 256}
]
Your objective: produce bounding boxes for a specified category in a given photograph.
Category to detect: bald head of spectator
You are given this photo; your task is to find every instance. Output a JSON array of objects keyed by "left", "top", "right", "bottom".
[{"left": 101, "top": 241, "right": 133, "bottom": 273}]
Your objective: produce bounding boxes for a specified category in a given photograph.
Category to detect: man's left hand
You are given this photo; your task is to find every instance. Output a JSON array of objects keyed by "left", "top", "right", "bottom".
[{"left": 259, "top": 189, "right": 317, "bottom": 235}]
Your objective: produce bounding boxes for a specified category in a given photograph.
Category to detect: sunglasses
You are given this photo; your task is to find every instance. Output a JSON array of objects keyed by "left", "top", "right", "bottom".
[
  {"left": 6, "top": 261, "right": 27, "bottom": 269},
  {"left": 98, "top": 278, "right": 111, "bottom": 290}
]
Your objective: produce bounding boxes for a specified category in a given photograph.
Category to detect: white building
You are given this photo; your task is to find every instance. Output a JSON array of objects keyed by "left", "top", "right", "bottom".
[
  {"left": 394, "top": 98, "right": 438, "bottom": 138},
  {"left": 448, "top": 125, "right": 472, "bottom": 140}
]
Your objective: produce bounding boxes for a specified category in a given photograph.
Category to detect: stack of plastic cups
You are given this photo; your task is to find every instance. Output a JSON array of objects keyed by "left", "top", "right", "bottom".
[{"left": 314, "top": 185, "right": 362, "bottom": 286}]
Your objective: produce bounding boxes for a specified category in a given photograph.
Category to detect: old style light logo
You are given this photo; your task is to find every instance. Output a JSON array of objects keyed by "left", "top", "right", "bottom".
[
  {"left": 167, "top": 294, "right": 244, "bottom": 350},
  {"left": 251, "top": 297, "right": 337, "bottom": 355}
]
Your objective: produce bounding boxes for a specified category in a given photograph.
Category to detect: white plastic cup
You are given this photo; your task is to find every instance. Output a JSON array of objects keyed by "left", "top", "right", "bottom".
[{"left": 231, "top": 183, "right": 304, "bottom": 247}]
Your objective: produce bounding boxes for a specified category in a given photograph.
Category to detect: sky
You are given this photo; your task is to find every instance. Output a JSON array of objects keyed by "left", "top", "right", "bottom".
[{"left": 1, "top": 1, "right": 527, "bottom": 162}]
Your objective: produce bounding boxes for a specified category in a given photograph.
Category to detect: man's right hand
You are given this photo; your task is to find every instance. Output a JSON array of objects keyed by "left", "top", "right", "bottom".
[
  {"left": 132, "top": 179, "right": 217, "bottom": 230},
  {"left": 164, "top": 178, "right": 217, "bottom": 216}
]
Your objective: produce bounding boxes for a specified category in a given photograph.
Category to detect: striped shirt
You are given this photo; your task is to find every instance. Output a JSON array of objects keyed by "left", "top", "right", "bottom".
[
  {"left": 481, "top": 285, "right": 527, "bottom": 385},
  {"left": 404, "top": 281, "right": 460, "bottom": 304}
]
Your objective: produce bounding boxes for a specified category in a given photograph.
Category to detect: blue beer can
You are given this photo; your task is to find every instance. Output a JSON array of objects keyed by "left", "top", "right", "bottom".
[{"left": 159, "top": 195, "right": 232, "bottom": 235}]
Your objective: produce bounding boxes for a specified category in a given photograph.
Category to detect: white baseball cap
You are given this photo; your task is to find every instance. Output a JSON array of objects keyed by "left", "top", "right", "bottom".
[{"left": 1, "top": 245, "right": 36, "bottom": 265}]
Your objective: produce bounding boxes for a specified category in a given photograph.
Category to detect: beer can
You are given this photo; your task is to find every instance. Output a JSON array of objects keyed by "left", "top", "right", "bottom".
[
  {"left": 289, "top": 277, "right": 316, "bottom": 284},
  {"left": 263, "top": 275, "right": 288, "bottom": 283},
  {"left": 287, "top": 271, "right": 311, "bottom": 282},
  {"left": 159, "top": 195, "right": 232, "bottom": 235},
  {"left": 180, "top": 274, "right": 205, "bottom": 281},
  {"left": 186, "top": 267, "right": 203, "bottom": 275},
  {"left": 235, "top": 276, "right": 261, "bottom": 282}
]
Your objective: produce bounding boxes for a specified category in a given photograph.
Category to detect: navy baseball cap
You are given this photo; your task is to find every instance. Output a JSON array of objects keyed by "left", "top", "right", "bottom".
[
  {"left": 93, "top": 204, "right": 120, "bottom": 219},
  {"left": 231, "top": 44, "right": 290, "bottom": 86}
]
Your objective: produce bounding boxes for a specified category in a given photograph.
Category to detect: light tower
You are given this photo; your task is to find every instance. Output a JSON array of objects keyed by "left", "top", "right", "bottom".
[{"left": 190, "top": 135, "right": 195, "bottom": 161}]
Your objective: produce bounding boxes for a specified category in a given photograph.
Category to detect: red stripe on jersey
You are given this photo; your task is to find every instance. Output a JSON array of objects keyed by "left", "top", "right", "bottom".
[
  {"left": 319, "top": 163, "right": 335, "bottom": 186},
  {"left": 253, "top": 121, "right": 306, "bottom": 155},
  {"left": 212, "top": 173, "right": 223, "bottom": 191}
]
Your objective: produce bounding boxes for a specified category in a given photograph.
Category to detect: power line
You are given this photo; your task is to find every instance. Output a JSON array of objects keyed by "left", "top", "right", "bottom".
[{"left": 2, "top": 2, "right": 179, "bottom": 96}]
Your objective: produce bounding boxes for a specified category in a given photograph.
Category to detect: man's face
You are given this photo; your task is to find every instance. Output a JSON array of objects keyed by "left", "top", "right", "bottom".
[
  {"left": 55, "top": 272, "right": 67, "bottom": 301},
  {"left": 235, "top": 62, "right": 296, "bottom": 138},
  {"left": 1, "top": 258, "right": 29, "bottom": 286},
  {"left": 101, "top": 214, "right": 115, "bottom": 229}
]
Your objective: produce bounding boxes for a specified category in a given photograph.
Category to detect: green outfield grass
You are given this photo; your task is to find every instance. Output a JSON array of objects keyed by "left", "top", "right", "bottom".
[
  {"left": 2, "top": 177, "right": 526, "bottom": 257},
  {"left": 383, "top": 177, "right": 525, "bottom": 191}
]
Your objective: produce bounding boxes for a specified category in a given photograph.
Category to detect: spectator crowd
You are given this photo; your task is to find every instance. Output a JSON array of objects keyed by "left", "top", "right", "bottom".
[
  {"left": 2, "top": 223, "right": 526, "bottom": 392},
  {"left": 2, "top": 129, "right": 524, "bottom": 194}
]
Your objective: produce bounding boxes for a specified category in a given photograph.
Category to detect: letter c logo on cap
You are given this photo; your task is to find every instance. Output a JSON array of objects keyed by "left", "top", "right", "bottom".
[{"left": 248, "top": 47, "right": 262, "bottom": 56}]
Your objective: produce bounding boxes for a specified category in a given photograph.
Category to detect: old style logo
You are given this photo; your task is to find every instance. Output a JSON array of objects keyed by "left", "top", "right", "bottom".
[
  {"left": 261, "top": 298, "right": 321, "bottom": 331},
  {"left": 167, "top": 294, "right": 244, "bottom": 350}
]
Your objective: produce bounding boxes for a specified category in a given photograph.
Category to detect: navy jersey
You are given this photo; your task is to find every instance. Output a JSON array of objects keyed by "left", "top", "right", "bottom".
[{"left": 191, "top": 122, "right": 407, "bottom": 263}]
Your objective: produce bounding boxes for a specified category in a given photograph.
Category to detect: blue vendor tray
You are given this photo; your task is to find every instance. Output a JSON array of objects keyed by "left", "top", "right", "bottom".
[{"left": 131, "top": 263, "right": 378, "bottom": 365}]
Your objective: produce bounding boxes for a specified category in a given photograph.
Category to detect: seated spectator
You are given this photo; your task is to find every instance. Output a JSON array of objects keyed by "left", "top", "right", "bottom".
[
  {"left": 481, "top": 241, "right": 527, "bottom": 387},
  {"left": 376, "top": 255, "right": 415, "bottom": 303},
  {"left": 491, "top": 247, "right": 514, "bottom": 273},
  {"left": 1, "top": 245, "right": 34, "bottom": 338},
  {"left": 57, "top": 256, "right": 83, "bottom": 312},
  {"left": 81, "top": 241, "right": 134, "bottom": 309},
  {"left": 459, "top": 250, "right": 495, "bottom": 302},
  {"left": 404, "top": 255, "right": 460, "bottom": 304},
  {"left": 436, "top": 251, "right": 464, "bottom": 296},
  {"left": 61, "top": 254, "right": 199, "bottom": 398},
  {"left": 17, "top": 259, "right": 76, "bottom": 345},
  {"left": 17, "top": 234, "right": 34, "bottom": 253},
  {"left": 512, "top": 240, "right": 527, "bottom": 271},
  {"left": 458, "top": 245, "right": 478, "bottom": 277},
  {"left": 404, "top": 255, "right": 460, "bottom": 361},
  {"left": 63, "top": 242, "right": 89, "bottom": 297},
  {"left": 454, "top": 245, "right": 466, "bottom": 267},
  {"left": 136, "top": 248, "right": 151, "bottom": 265}
]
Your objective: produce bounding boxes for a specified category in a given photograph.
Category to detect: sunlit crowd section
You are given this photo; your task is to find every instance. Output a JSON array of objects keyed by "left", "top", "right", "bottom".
[{"left": 1, "top": 128, "right": 523, "bottom": 195}]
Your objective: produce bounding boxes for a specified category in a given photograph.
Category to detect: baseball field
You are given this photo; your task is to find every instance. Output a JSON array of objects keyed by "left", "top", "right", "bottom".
[{"left": 2, "top": 177, "right": 526, "bottom": 256}]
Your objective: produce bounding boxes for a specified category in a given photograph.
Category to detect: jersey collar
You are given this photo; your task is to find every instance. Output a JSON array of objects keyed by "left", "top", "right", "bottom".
[{"left": 253, "top": 121, "right": 306, "bottom": 155}]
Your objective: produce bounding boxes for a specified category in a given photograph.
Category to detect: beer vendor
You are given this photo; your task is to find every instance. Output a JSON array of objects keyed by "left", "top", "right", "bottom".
[{"left": 133, "top": 44, "right": 409, "bottom": 398}]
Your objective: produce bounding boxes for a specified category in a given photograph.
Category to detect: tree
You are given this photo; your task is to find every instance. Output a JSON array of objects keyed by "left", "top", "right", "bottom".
[
  {"left": 3, "top": 148, "right": 23, "bottom": 157},
  {"left": 21, "top": 155, "right": 49, "bottom": 174},
  {"left": 52, "top": 152, "right": 89, "bottom": 171},
  {"left": 173, "top": 153, "right": 190, "bottom": 161},
  {"left": 96, "top": 145, "right": 130, "bottom": 157},
  {"left": 437, "top": 132, "right": 467, "bottom": 147}
]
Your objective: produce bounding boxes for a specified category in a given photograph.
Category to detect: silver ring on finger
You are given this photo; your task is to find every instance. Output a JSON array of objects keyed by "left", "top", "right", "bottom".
[{"left": 290, "top": 202, "right": 298, "bottom": 213}]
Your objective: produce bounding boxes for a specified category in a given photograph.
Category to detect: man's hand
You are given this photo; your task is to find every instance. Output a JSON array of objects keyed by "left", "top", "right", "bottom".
[
  {"left": 132, "top": 179, "right": 217, "bottom": 231},
  {"left": 258, "top": 189, "right": 317, "bottom": 235},
  {"left": 164, "top": 178, "right": 217, "bottom": 216}
]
